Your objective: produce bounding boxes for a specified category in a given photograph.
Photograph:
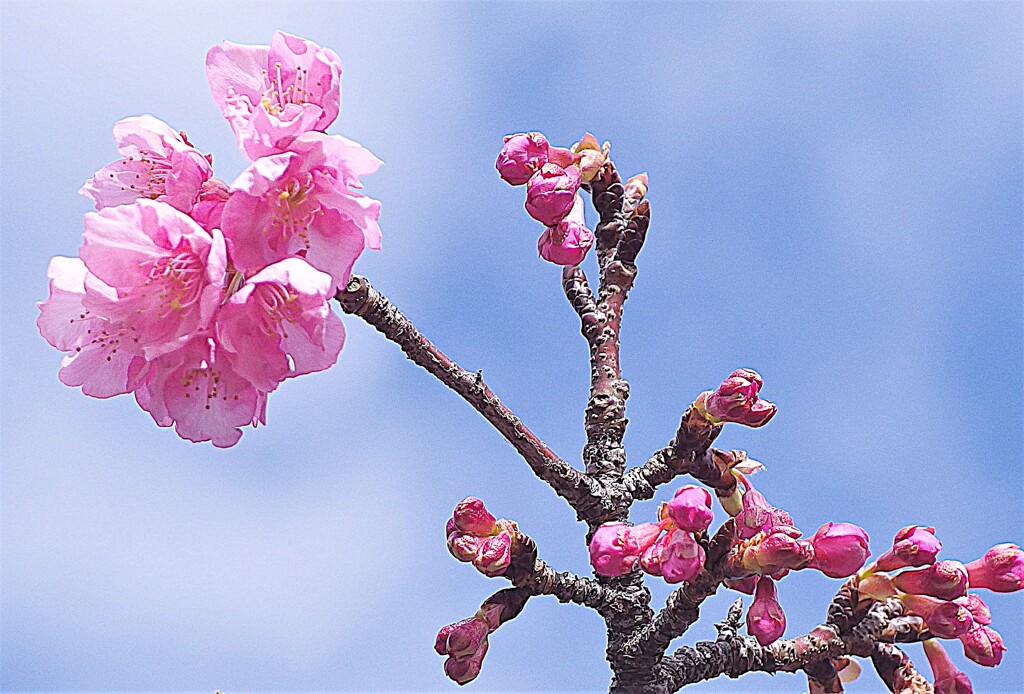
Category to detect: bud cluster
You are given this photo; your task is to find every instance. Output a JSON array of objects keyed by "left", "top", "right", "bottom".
[
  {"left": 445, "top": 498, "right": 517, "bottom": 578},
  {"left": 434, "top": 605, "right": 500, "bottom": 685},
  {"left": 695, "top": 369, "right": 777, "bottom": 428},
  {"left": 496, "top": 132, "right": 610, "bottom": 266},
  {"left": 859, "top": 528, "right": 1023, "bottom": 685}
]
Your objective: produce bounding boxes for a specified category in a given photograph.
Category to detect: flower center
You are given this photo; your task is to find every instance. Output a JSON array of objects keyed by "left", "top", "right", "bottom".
[
  {"left": 259, "top": 61, "right": 313, "bottom": 116},
  {"left": 252, "top": 282, "right": 300, "bottom": 338},
  {"left": 270, "top": 174, "right": 322, "bottom": 248},
  {"left": 141, "top": 248, "right": 204, "bottom": 316}
]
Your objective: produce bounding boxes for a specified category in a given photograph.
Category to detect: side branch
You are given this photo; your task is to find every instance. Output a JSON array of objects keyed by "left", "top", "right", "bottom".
[{"left": 336, "top": 275, "right": 599, "bottom": 510}]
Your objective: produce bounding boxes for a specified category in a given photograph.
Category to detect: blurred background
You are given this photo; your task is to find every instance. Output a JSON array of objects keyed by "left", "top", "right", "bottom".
[{"left": 1, "top": 1, "right": 1021, "bottom": 692}]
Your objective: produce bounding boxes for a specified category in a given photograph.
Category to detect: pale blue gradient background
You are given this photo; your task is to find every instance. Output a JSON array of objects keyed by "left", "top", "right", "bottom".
[{"left": 2, "top": 1, "right": 1021, "bottom": 692}]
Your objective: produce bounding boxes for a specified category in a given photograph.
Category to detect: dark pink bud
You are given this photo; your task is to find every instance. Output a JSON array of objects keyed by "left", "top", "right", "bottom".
[
  {"left": 444, "top": 638, "right": 489, "bottom": 684},
  {"left": 876, "top": 525, "right": 942, "bottom": 571},
  {"left": 537, "top": 193, "right": 593, "bottom": 266},
  {"left": 809, "top": 522, "right": 870, "bottom": 579},
  {"left": 589, "top": 522, "right": 643, "bottom": 577},
  {"left": 447, "top": 532, "right": 484, "bottom": 563},
  {"left": 452, "top": 497, "right": 497, "bottom": 535},
  {"left": 525, "top": 163, "right": 582, "bottom": 226},
  {"left": 893, "top": 560, "right": 969, "bottom": 600},
  {"left": 924, "top": 639, "right": 974, "bottom": 694},
  {"left": 700, "top": 369, "right": 777, "bottom": 428},
  {"left": 901, "top": 594, "right": 974, "bottom": 639},
  {"left": 747, "top": 577, "right": 786, "bottom": 646},
  {"left": 743, "top": 530, "right": 814, "bottom": 575},
  {"left": 496, "top": 132, "right": 549, "bottom": 185},
  {"left": 435, "top": 616, "right": 489, "bottom": 658},
  {"left": 473, "top": 532, "right": 512, "bottom": 577},
  {"left": 660, "top": 530, "right": 706, "bottom": 584},
  {"left": 724, "top": 576, "right": 758, "bottom": 595},
  {"left": 954, "top": 594, "right": 991, "bottom": 626},
  {"left": 959, "top": 626, "right": 1006, "bottom": 667},
  {"left": 666, "top": 485, "right": 714, "bottom": 533},
  {"left": 965, "top": 543, "right": 1024, "bottom": 593},
  {"left": 445, "top": 517, "right": 458, "bottom": 538},
  {"left": 735, "top": 489, "right": 776, "bottom": 540}
]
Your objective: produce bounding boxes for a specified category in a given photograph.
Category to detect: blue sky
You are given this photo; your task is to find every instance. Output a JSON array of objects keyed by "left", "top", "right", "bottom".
[{"left": 2, "top": 2, "right": 1021, "bottom": 692}]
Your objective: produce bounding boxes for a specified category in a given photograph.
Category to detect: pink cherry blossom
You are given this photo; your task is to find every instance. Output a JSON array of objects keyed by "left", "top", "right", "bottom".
[
  {"left": 435, "top": 614, "right": 491, "bottom": 685},
  {"left": 809, "top": 522, "right": 870, "bottom": 579},
  {"left": 900, "top": 594, "right": 974, "bottom": 639},
  {"left": 590, "top": 522, "right": 661, "bottom": 577},
  {"left": 741, "top": 527, "right": 814, "bottom": 575},
  {"left": 79, "top": 199, "right": 227, "bottom": 356},
  {"left": 206, "top": 31, "right": 343, "bottom": 159},
  {"left": 659, "top": 530, "right": 706, "bottom": 584},
  {"left": 37, "top": 256, "right": 147, "bottom": 398},
  {"left": 452, "top": 497, "right": 498, "bottom": 535},
  {"left": 473, "top": 532, "right": 512, "bottom": 577},
  {"left": 133, "top": 335, "right": 264, "bottom": 448},
  {"left": 747, "top": 577, "right": 786, "bottom": 645},
  {"left": 81, "top": 115, "right": 213, "bottom": 213},
  {"left": 537, "top": 193, "right": 594, "bottom": 266},
  {"left": 222, "top": 132, "right": 382, "bottom": 290},
  {"left": 215, "top": 257, "right": 345, "bottom": 393},
  {"left": 954, "top": 594, "right": 991, "bottom": 626}
]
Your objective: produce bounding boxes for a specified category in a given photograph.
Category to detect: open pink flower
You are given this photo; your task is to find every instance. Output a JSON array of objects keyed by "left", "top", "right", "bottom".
[
  {"left": 37, "top": 256, "right": 147, "bottom": 398},
  {"left": 134, "top": 336, "right": 265, "bottom": 448},
  {"left": 206, "top": 31, "right": 343, "bottom": 159},
  {"left": 81, "top": 115, "right": 213, "bottom": 213},
  {"left": 223, "top": 132, "right": 382, "bottom": 290},
  {"left": 78, "top": 200, "right": 227, "bottom": 356},
  {"left": 216, "top": 257, "right": 345, "bottom": 393}
]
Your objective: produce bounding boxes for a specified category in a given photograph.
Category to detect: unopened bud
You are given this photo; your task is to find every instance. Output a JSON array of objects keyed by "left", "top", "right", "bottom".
[
  {"left": 893, "top": 560, "right": 969, "bottom": 600},
  {"left": 624, "top": 172, "right": 648, "bottom": 202},
  {"left": 472, "top": 532, "right": 513, "bottom": 577},
  {"left": 747, "top": 577, "right": 786, "bottom": 646},
  {"left": 965, "top": 543, "right": 1024, "bottom": 593},
  {"left": 959, "top": 626, "right": 1005, "bottom": 667},
  {"left": 496, "top": 132, "right": 549, "bottom": 185},
  {"left": 697, "top": 369, "right": 777, "bottom": 428},
  {"left": 876, "top": 525, "right": 942, "bottom": 572},
  {"left": 537, "top": 193, "right": 593, "bottom": 266},
  {"left": 666, "top": 485, "right": 714, "bottom": 533},
  {"left": 954, "top": 594, "right": 991, "bottom": 626},
  {"left": 809, "top": 522, "right": 870, "bottom": 579},
  {"left": 452, "top": 497, "right": 497, "bottom": 535},
  {"left": 901, "top": 594, "right": 974, "bottom": 639},
  {"left": 924, "top": 639, "right": 974, "bottom": 694},
  {"left": 571, "top": 133, "right": 608, "bottom": 182},
  {"left": 589, "top": 521, "right": 661, "bottom": 577}
]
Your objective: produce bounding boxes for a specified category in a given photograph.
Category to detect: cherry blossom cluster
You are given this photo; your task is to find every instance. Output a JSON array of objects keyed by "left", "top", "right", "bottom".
[
  {"left": 38, "top": 32, "right": 380, "bottom": 447},
  {"left": 446, "top": 498, "right": 517, "bottom": 578},
  {"left": 858, "top": 527, "right": 1022, "bottom": 686}
]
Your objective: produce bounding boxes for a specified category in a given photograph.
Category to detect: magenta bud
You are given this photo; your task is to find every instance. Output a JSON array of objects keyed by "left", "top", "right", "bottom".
[
  {"left": 452, "top": 497, "right": 497, "bottom": 535},
  {"left": 902, "top": 594, "right": 974, "bottom": 639},
  {"left": 876, "top": 525, "right": 943, "bottom": 572},
  {"left": 954, "top": 594, "right": 991, "bottom": 626},
  {"left": 735, "top": 489, "right": 780, "bottom": 540},
  {"left": 666, "top": 485, "right": 714, "bottom": 533},
  {"left": 445, "top": 517, "right": 458, "bottom": 537},
  {"left": 959, "top": 626, "right": 1006, "bottom": 667},
  {"left": 537, "top": 193, "right": 593, "bottom": 266},
  {"left": 525, "top": 163, "right": 582, "bottom": 226},
  {"left": 747, "top": 577, "right": 786, "bottom": 646},
  {"left": 435, "top": 617, "right": 489, "bottom": 658},
  {"left": 447, "top": 532, "right": 484, "bottom": 563},
  {"left": 660, "top": 530, "right": 706, "bottom": 584},
  {"left": 965, "top": 543, "right": 1024, "bottom": 593},
  {"left": 809, "top": 522, "right": 870, "bottom": 579},
  {"left": 698, "top": 369, "right": 777, "bottom": 428},
  {"left": 473, "top": 532, "right": 512, "bottom": 577},
  {"left": 724, "top": 576, "right": 758, "bottom": 595},
  {"left": 590, "top": 522, "right": 661, "bottom": 577},
  {"left": 924, "top": 640, "right": 974, "bottom": 694},
  {"left": 496, "top": 132, "right": 549, "bottom": 186},
  {"left": 743, "top": 530, "right": 814, "bottom": 575},
  {"left": 893, "top": 560, "right": 969, "bottom": 600}
]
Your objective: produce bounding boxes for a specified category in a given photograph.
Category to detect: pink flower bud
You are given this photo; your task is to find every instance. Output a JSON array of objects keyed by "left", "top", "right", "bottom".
[
  {"left": 747, "top": 577, "right": 786, "bottom": 646},
  {"left": 447, "top": 532, "right": 484, "bottom": 563},
  {"left": 571, "top": 133, "right": 608, "bottom": 183},
  {"left": 959, "top": 626, "right": 1006, "bottom": 667},
  {"left": 809, "top": 522, "right": 871, "bottom": 579},
  {"left": 901, "top": 594, "right": 974, "bottom": 639},
  {"left": 924, "top": 639, "right": 974, "bottom": 694},
  {"left": 589, "top": 522, "right": 658, "bottom": 577},
  {"left": 495, "top": 132, "right": 549, "bottom": 186},
  {"left": 699, "top": 369, "right": 777, "bottom": 428},
  {"left": 735, "top": 489, "right": 784, "bottom": 540},
  {"left": 954, "top": 594, "right": 991, "bottom": 626},
  {"left": 724, "top": 576, "right": 758, "bottom": 595},
  {"left": 445, "top": 517, "right": 458, "bottom": 538},
  {"left": 435, "top": 616, "right": 489, "bottom": 659},
  {"left": 659, "top": 530, "right": 706, "bottom": 584},
  {"left": 452, "top": 497, "right": 497, "bottom": 535},
  {"left": 893, "top": 560, "right": 969, "bottom": 600},
  {"left": 525, "top": 163, "right": 582, "bottom": 226},
  {"left": 546, "top": 145, "right": 580, "bottom": 168},
  {"left": 666, "top": 485, "right": 714, "bottom": 533},
  {"left": 876, "top": 525, "right": 942, "bottom": 571},
  {"left": 537, "top": 194, "right": 594, "bottom": 266},
  {"left": 472, "top": 532, "right": 512, "bottom": 577},
  {"left": 965, "top": 543, "right": 1024, "bottom": 593},
  {"left": 743, "top": 529, "right": 814, "bottom": 575},
  {"left": 444, "top": 642, "right": 487, "bottom": 685}
]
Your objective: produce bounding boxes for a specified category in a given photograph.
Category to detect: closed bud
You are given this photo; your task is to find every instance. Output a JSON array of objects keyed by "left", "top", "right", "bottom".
[
  {"left": 876, "top": 525, "right": 942, "bottom": 572},
  {"left": 698, "top": 369, "right": 777, "bottom": 428},
  {"left": 537, "top": 194, "right": 593, "bottom": 266},
  {"left": 452, "top": 497, "right": 497, "bottom": 535},
  {"left": 901, "top": 594, "right": 974, "bottom": 639},
  {"left": 496, "top": 132, "right": 549, "bottom": 185},
  {"left": 893, "top": 560, "right": 969, "bottom": 600},
  {"left": 959, "top": 626, "right": 1006, "bottom": 667},
  {"left": 571, "top": 133, "right": 608, "bottom": 182},
  {"left": 472, "top": 532, "right": 512, "bottom": 577},
  {"left": 624, "top": 172, "right": 648, "bottom": 201},
  {"left": 809, "top": 522, "right": 870, "bottom": 579},
  {"left": 924, "top": 639, "right": 974, "bottom": 694},
  {"left": 589, "top": 522, "right": 661, "bottom": 577},
  {"left": 435, "top": 616, "right": 489, "bottom": 659},
  {"left": 724, "top": 576, "right": 758, "bottom": 594},
  {"left": 743, "top": 530, "right": 814, "bottom": 575},
  {"left": 954, "top": 594, "right": 991, "bottom": 626},
  {"left": 444, "top": 644, "right": 487, "bottom": 685},
  {"left": 747, "top": 577, "right": 786, "bottom": 646},
  {"left": 447, "top": 532, "right": 484, "bottom": 563},
  {"left": 525, "top": 164, "right": 582, "bottom": 226},
  {"left": 660, "top": 530, "right": 706, "bottom": 584},
  {"left": 666, "top": 485, "right": 714, "bottom": 533},
  {"left": 965, "top": 543, "right": 1024, "bottom": 593},
  {"left": 735, "top": 489, "right": 777, "bottom": 540}
]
